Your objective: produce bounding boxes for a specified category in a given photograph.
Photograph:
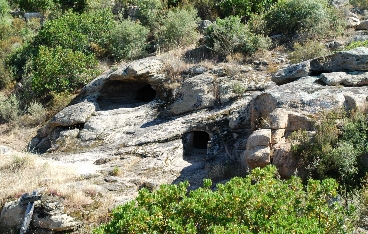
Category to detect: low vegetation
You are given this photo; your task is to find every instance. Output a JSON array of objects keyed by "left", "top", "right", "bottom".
[
  {"left": 94, "top": 165, "right": 357, "bottom": 233},
  {"left": 290, "top": 110, "right": 368, "bottom": 189}
]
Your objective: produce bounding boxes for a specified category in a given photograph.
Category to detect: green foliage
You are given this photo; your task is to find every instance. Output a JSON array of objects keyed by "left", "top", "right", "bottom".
[
  {"left": 94, "top": 165, "right": 356, "bottom": 233},
  {"left": 13, "top": 0, "right": 55, "bottom": 13},
  {"left": 35, "top": 9, "right": 115, "bottom": 53},
  {"left": 127, "top": 0, "right": 164, "bottom": 29},
  {"left": 0, "top": 0, "right": 10, "bottom": 18},
  {"left": 0, "top": 94, "right": 20, "bottom": 123},
  {"left": 350, "top": 0, "right": 368, "bottom": 10},
  {"left": 345, "top": 40, "right": 368, "bottom": 50},
  {"left": 107, "top": 19, "right": 149, "bottom": 61},
  {"left": 206, "top": 16, "right": 270, "bottom": 56},
  {"left": 290, "top": 110, "right": 368, "bottom": 188},
  {"left": 57, "top": 0, "right": 88, "bottom": 13},
  {"left": 264, "top": 0, "right": 345, "bottom": 38},
  {"left": 289, "top": 40, "right": 330, "bottom": 64},
  {"left": 31, "top": 46, "right": 99, "bottom": 96},
  {"left": 156, "top": 7, "right": 200, "bottom": 50},
  {"left": 218, "top": 0, "right": 277, "bottom": 18},
  {"left": 190, "top": 0, "right": 218, "bottom": 20}
]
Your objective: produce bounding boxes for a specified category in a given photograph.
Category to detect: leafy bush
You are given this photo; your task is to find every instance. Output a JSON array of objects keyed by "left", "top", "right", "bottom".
[
  {"left": 0, "top": 94, "right": 21, "bottom": 123},
  {"left": 218, "top": 0, "right": 277, "bottom": 18},
  {"left": 156, "top": 7, "right": 200, "bottom": 50},
  {"left": 206, "top": 16, "right": 270, "bottom": 56},
  {"left": 107, "top": 20, "right": 149, "bottom": 61},
  {"left": 289, "top": 40, "right": 330, "bottom": 63},
  {"left": 13, "top": 0, "right": 55, "bottom": 13},
  {"left": 94, "top": 165, "right": 356, "bottom": 233},
  {"left": 126, "top": 0, "right": 164, "bottom": 29},
  {"left": 57, "top": 0, "right": 88, "bottom": 13},
  {"left": 21, "top": 101, "right": 47, "bottom": 126},
  {"left": 0, "top": 0, "right": 10, "bottom": 18},
  {"left": 31, "top": 46, "right": 99, "bottom": 96},
  {"left": 264, "top": 0, "right": 345, "bottom": 38},
  {"left": 345, "top": 40, "right": 368, "bottom": 50},
  {"left": 35, "top": 9, "right": 115, "bottom": 53},
  {"left": 350, "top": 0, "right": 368, "bottom": 10},
  {"left": 290, "top": 110, "right": 368, "bottom": 188}
]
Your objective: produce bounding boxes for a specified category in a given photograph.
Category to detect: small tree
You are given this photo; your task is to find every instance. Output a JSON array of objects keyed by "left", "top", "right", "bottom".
[
  {"left": 13, "top": 0, "right": 55, "bottom": 13},
  {"left": 156, "top": 7, "right": 200, "bottom": 51},
  {"left": 206, "top": 16, "right": 270, "bottom": 56},
  {"left": 31, "top": 46, "right": 99, "bottom": 97},
  {"left": 107, "top": 20, "right": 149, "bottom": 61}
]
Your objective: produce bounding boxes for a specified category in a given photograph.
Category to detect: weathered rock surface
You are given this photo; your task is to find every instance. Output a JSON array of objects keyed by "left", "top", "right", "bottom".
[
  {"left": 243, "top": 129, "right": 271, "bottom": 170},
  {"left": 167, "top": 74, "right": 216, "bottom": 115},
  {"left": 320, "top": 71, "right": 368, "bottom": 86},
  {"left": 273, "top": 48, "right": 368, "bottom": 85},
  {"left": 357, "top": 20, "right": 368, "bottom": 30},
  {"left": 0, "top": 145, "right": 11, "bottom": 155},
  {"left": 49, "top": 101, "right": 96, "bottom": 127},
  {"left": 272, "top": 61, "right": 310, "bottom": 85},
  {"left": 0, "top": 199, "right": 79, "bottom": 232},
  {"left": 310, "top": 47, "right": 368, "bottom": 72}
]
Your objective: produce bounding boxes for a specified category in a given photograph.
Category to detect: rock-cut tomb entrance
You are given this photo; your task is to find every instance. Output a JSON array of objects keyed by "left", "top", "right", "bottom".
[{"left": 97, "top": 80, "right": 156, "bottom": 110}]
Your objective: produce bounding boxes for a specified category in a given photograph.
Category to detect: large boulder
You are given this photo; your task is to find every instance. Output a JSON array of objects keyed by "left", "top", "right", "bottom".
[
  {"left": 167, "top": 74, "right": 216, "bottom": 115},
  {"left": 0, "top": 199, "right": 79, "bottom": 232},
  {"left": 320, "top": 72, "right": 368, "bottom": 86},
  {"left": 272, "top": 140, "right": 301, "bottom": 178},
  {"left": 49, "top": 101, "right": 96, "bottom": 127},
  {"left": 243, "top": 129, "right": 271, "bottom": 170},
  {"left": 356, "top": 20, "right": 368, "bottom": 30},
  {"left": 310, "top": 47, "right": 368, "bottom": 72},
  {"left": 272, "top": 61, "right": 311, "bottom": 85}
]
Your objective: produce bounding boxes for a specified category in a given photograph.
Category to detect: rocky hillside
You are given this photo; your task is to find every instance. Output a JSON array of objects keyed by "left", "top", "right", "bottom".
[{"left": 1, "top": 0, "right": 368, "bottom": 233}]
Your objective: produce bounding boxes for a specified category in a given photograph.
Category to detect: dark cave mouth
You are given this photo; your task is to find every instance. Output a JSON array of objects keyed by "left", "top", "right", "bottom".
[
  {"left": 193, "top": 131, "right": 210, "bottom": 149},
  {"left": 97, "top": 80, "right": 156, "bottom": 110},
  {"left": 183, "top": 131, "right": 211, "bottom": 157}
]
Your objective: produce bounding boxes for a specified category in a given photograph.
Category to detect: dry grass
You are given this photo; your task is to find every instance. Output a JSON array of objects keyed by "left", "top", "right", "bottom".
[
  {"left": 159, "top": 48, "right": 193, "bottom": 83},
  {"left": 0, "top": 152, "right": 78, "bottom": 207},
  {"left": 0, "top": 151, "right": 117, "bottom": 231},
  {"left": 0, "top": 124, "right": 39, "bottom": 150}
]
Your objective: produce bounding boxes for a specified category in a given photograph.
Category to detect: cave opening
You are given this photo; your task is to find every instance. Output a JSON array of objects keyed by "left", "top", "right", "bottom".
[
  {"left": 193, "top": 131, "right": 210, "bottom": 149},
  {"left": 97, "top": 80, "right": 156, "bottom": 110},
  {"left": 183, "top": 131, "right": 210, "bottom": 157}
]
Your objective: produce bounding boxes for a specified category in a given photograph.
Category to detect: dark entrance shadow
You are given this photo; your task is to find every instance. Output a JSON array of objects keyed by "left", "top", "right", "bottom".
[
  {"left": 97, "top": 80, "right": 156, "bottom": 111},
  {"left": 172, "top": 131, "right": 212, "bottom": 190}
]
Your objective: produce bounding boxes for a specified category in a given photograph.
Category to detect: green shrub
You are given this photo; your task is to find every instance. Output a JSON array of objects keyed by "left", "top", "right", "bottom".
[
  {"left": 31, "top": 46, "right": 99, "bottom": 96},
  {"left": 107, "top": 20, "right": 149, "bottom": 61},
  {"left": 94, "top": 165, "right": 356, "bottom": 233},
  {"left": 22, "top": 101, "right": 47, "bottom": 126},
  {"left": 206, "top": 16, "right": 270, "bottom": 56},
  {"left": 345, "top": 40, "right": 368, "bottom": 50},
  {"left": 264, "top": 0, "right": 345, "bottom": 38},
  {"left": 191, "top": 0, "right": 218, "bottom": 20},
  {"left": 290, "top": 110, "right": 368, "bottom": 189},
  {"left": 350, "top": 0, "right": 368, "bottom": 10},
  {"left": 0, "top": 94, "right": 21, "bottom": 123},
  {"left": 0, "top": 0, "right": 10, "bottom": 18},
  {"left": 218, "top": 0, "right": 277, "bottom": 18},
  {"left": 13, "top": 0, "right": 55, "bottom": 13},
  {"left": 156, "top": 7, "right": 200, "bottom": 50},
  {"left": 126, "top": 0, "right": 164, "bottom": 29},
  {"left": 57, "top": 0, "right": 88, "bottom": 13},
  {"left": 35, "top": 9, "right": 115, "bottom": 53},
  {"left": 289, "top": 40, "right": 330, "bottom": 63}
]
